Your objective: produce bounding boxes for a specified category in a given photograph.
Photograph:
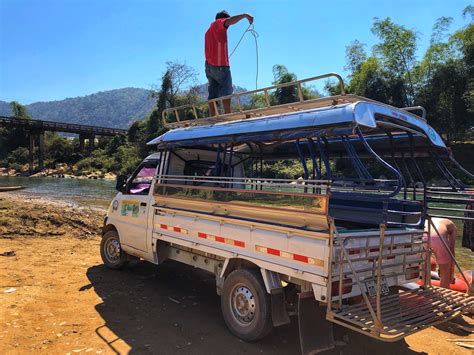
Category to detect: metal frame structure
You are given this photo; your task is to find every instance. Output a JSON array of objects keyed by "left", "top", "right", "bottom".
[
  {"left": 162, "top": 73, "right": 348, "bottom": 128},
  {"left": 118, "top": 72, "right": 474, "bottom": 346}
]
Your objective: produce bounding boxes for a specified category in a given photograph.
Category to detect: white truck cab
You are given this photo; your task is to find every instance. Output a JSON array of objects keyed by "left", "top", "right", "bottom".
[{"left": 102, "top": 74, "right": 473, "bottom": 354}]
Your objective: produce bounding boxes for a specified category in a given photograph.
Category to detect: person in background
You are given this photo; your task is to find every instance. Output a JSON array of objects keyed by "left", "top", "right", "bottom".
[
  {"left": 205, "top": 10, "right": 253, "bottom": 116},
  {"left": 425, "top": 217, "right": 457, "bottom": 288}
]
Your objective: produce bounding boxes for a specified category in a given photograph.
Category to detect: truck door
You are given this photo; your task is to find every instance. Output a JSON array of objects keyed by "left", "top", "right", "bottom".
[{"left": 118, "top": 160, "right": 158, "bottom": 252}]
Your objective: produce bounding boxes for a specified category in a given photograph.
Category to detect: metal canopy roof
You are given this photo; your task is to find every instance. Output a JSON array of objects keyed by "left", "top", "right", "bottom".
[{"left": 147, "top": 101, "right": 446, "bottom": 149}]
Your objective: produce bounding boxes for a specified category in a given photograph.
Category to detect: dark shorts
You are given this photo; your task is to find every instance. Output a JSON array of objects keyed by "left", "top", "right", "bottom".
[{"left": 205, "top": 62, "right": 233, "bottom": 100}]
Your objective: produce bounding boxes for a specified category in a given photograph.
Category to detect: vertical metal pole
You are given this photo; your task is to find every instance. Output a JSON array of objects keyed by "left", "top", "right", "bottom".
[
  {"left": 264, "top": 89, "right": 271, "bottom": 107},
  {"left": 221, "top": 144, "right": 227, "bottom": 177},
  {"left": 227, "top": 145, "right": 234, "bottom": 178},
  {"left": 376, "top": 224, "right": 386, "bottom": 329},
  {"left": 237, "top": 95, "right": 242, "bottom": 113},
  {"left": 327, "top": 219, "right": 335, "bottom": 314},
  {"left": 338, "top": 239, "right": 344, "bottom": 309},
  {"left": 425, "top": 217, "right": 432, "bottom": 287},
  {"left": 297, "top": 83, "right": 304, "bottom": 102},
  {"left": 215, "top": 145, "right": 222, "bottom": 177}
]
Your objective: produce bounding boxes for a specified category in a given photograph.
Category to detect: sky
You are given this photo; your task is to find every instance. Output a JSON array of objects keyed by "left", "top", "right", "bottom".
[{"left": 0, "top": 0, "right": 472, "bottom": 104}]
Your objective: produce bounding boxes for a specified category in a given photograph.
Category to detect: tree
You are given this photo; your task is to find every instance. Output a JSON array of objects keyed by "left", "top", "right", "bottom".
[
  {"left": 0, "top": 101, "right": 30, "bottom": 159},
  {"left": 10, "top": 101, "right": 30, "bottom": 119},
  {"left": 416, "top": 12, "right": 473, "bottom": 142},
  {"left": 271, "top": 65, "right": 316, "bottom": 104},
  {"left": 344, "top": 40, "right": 368, "bottom": 74},
  {"left": 148, "top": 61, "right": 199, "bottom": 137},
  {"left": 272, "top": 65, "right": 298, "bottom": 104},
  {"left": 371, "top": 18, "right": 418, "bottom": 106}
]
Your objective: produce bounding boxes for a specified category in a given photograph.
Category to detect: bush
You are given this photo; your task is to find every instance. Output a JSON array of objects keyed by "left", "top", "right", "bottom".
[{"left": 7, "top": 147, "right": 29, "bottom": 166}]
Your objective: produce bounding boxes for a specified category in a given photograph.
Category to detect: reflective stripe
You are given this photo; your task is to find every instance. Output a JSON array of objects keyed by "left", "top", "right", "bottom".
[
  {"left": 197, "top": 232, "right": 245, "bottom": 248},
  {"left": 157, "top": 224, "right": 188, "bottom": 235},
  {"left": 255, "top": 245, "right": 324, "bottom": 267}
]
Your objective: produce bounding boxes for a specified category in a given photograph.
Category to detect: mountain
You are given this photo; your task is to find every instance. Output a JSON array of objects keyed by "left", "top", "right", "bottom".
[
  {"left": 1, "top": 88, "right": 156, "bottom": 129},
  {"left": 0, "top": 101, "right": 12, "bottom": 116},
  {"left": 0, "top": 84, "right": 249, "bottom": 129}
]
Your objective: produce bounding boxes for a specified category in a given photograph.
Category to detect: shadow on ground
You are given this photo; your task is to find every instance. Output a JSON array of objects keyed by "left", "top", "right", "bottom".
[{"left": 86, "top": 260, "right": 423, "bottom": 355}]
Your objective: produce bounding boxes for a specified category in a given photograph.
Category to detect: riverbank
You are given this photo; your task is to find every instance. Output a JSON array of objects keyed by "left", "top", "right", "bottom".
[
  {"left": 0, "top": 193, "right": 105, "bottom": 239},
  {"left": 0, "top": 193, "right": 473, "bottom": 354},
  {"left": 0, "top": 165, "right": 117, "bottom": 181}
]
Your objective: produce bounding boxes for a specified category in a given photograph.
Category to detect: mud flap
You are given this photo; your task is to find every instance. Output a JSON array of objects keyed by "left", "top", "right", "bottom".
[
  {"left": 298, "top": 292, "right": 334, "bottom": 355},
  {"left": 271, "top": 288, "right": 290, "bottom": 327}
]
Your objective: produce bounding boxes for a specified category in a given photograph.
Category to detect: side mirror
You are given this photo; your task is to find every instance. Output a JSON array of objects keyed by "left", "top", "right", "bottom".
[{"left": 116, "top": 175, "right": 128, "bottom": 193}]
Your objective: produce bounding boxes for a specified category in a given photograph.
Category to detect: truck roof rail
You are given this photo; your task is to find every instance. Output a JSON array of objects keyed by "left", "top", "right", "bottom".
[
  {"left": 162, "top": 72, "right": 365, "bottom": 129},
  {"left": 401, "top": 106, "right": 427, "bottom": 121}
]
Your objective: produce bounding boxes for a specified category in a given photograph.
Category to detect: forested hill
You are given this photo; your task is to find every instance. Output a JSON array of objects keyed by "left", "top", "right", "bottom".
[
  {"left": 0, "top": 84, "right": 249, "bottom": 129},
  {"left": 0, "top": 88, "right": 156, "bottom": 128}
]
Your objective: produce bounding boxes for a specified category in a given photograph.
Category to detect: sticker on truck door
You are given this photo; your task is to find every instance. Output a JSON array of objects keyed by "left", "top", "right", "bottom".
[{"left": 121, "top": 200, "right": 140, "bottom": 217}]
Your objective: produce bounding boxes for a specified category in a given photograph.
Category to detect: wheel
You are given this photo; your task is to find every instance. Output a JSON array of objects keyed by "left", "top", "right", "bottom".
[
  {"left": 221, "top": 268, "right": 273, "bottom": 341},
  {"left": 100, "top": 230, "right": 128, "bottom": 269}
]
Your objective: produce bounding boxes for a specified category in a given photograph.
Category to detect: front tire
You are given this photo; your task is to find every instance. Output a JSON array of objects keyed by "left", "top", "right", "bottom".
[
  {"left": 221, "top": 268, "right": 273, "bottom": 341},
  {"left": 100, "top": 230, "right": 128, "bottom": 269}
]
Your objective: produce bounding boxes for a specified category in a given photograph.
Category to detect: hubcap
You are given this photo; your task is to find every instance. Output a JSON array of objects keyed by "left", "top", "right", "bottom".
[
  {"left": 230, "top": 284, "right": 256, "bottom": 325},
  {"left": 104, "top": 237, "right": 121, "bottom": 264}
]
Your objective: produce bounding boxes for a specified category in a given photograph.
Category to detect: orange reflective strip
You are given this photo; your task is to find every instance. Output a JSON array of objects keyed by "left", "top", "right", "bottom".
[
  {"left": 196, "top": 232, "right": 245, "bottom": 248},
  {"left": 157, "top": 224, "right": 188, "bottom": 235},
  {"left": 255, "top": 245, "right": 324, "bottom": 267}
]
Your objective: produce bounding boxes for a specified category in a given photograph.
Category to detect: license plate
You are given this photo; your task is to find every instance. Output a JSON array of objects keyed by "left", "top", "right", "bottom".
[{"left": 365, "top": 278, "right": 389, "bottom": 297}]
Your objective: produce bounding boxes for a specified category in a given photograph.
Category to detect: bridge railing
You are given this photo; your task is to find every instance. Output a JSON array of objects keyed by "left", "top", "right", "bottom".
[{"left": 0, "top": 116, "right": 127, "bottom": 136}]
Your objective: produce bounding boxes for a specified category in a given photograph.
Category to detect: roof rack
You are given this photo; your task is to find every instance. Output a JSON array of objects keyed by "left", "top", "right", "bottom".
[{"left": 162, "top": 73, "right": 368, "bottom": 129}]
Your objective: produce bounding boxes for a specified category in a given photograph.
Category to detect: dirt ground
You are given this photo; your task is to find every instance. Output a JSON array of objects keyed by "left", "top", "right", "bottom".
[{"left": 0, "top": 193, "right": 473, "bottom": 354}]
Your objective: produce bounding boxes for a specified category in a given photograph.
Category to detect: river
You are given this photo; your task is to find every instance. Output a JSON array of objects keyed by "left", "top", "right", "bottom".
[
  {"left": 0, "top": 176, "right": 116, "bottom": 209},
  {"left": 0, "top": 176, "right": 472, "bottom": 271}
]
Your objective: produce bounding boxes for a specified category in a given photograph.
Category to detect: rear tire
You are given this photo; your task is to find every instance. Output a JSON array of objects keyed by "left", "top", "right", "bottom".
[
  {"left": 100, "top": 230, "right": 128, "bottom": 269},
  {"left": 221, "top": 268, "right": 273, "bottom": 341}
]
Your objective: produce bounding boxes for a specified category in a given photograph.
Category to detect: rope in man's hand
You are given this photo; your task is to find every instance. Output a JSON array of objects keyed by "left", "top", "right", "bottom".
[{"left": 229, "top": 23, "right": 259, "bottom": 90}]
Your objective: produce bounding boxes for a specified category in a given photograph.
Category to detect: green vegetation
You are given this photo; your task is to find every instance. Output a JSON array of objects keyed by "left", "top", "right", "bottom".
[{"left": 327, "top": 9, "right": 473, "bottom": 143}]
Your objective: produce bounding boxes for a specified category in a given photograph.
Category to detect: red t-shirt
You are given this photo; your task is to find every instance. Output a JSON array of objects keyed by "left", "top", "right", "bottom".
[{"left": 205, "top": 19, "right": 229, "bottom": 67}]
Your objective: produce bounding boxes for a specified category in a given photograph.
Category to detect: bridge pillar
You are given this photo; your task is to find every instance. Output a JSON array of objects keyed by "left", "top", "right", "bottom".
[
  {"left": 28, "top": 133, "right": 35, "bottom": 172},
  {"left": 38, "top": 132, "right": 44, "bottom": 170},
  {"left": 88, "top": 134, "right": 95, "bottom": 154},
  {"left": 78, "top": 134, "right": 85, "bottom": 152}
]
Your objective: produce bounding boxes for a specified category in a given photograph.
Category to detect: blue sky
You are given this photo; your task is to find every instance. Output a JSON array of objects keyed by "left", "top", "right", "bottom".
[{"left": 0, "top": 0, "right": 471, "bottom": 104}]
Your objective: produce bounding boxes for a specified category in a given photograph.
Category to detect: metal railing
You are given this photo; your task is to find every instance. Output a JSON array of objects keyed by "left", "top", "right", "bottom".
[
  {"left": 161, "top": 73, "right": 350, "bottom": 128},
  {"left": 0, "top": 116, "right": 127, "bottom": 136}
]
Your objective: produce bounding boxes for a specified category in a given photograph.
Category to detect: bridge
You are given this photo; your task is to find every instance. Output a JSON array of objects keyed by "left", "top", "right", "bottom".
[{"left": 0, "top": 116, "right": 128, "bottom": 172}]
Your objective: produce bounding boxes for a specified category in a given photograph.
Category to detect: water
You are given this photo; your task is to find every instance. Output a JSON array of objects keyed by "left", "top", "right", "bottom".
[
  {"left": 0, "top": 176, "right": 472, "bottom": 271},
  {"left": 0, "top": 176, "right": 116, "bottom": 209}
]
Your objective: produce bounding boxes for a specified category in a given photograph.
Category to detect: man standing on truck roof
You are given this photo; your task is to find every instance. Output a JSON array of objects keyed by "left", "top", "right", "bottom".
[{"left": 205, "top": 10, "right": 253, "bottom": 116}]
